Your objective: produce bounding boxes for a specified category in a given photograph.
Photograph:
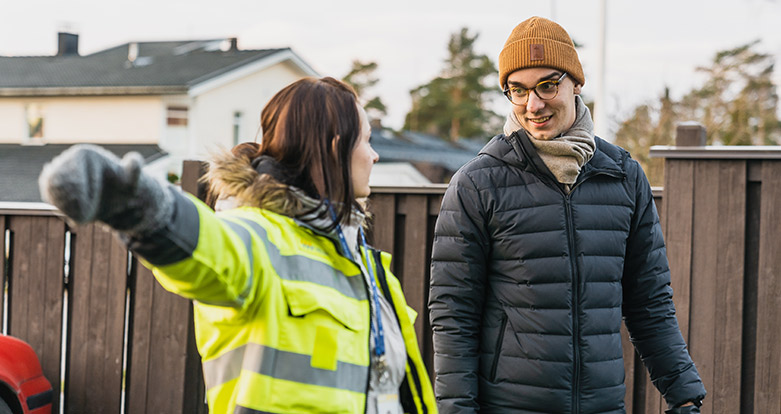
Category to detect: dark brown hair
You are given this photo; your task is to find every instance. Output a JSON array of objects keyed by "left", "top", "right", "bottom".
[{"left": 258, "top": 76, "right": 361, "bottom": 226}]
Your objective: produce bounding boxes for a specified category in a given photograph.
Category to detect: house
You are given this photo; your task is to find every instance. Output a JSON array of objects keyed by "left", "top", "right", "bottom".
[
  {"left": 0, "top": 32, "right": 319, "bottom": 200},
  {"left": 0, "top": 32, "right": 479, "bottom": 201},
  {"left": 369, "top": 128, "right": 482, "bottom": 185}
]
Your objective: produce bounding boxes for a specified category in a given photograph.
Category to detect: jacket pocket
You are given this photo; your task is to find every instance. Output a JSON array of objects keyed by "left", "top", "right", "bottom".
[
  {"left": 281, "top": 280, "right": 363, "bottom": 371},
  {"left": 490, "top": 311, "right": 508, "bottom": 382},
  {"left": 281, "top": 280, "right": 362, "bottom": 331}
]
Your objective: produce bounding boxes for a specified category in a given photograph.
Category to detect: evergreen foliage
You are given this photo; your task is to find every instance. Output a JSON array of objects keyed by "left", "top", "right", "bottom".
[
  {"left": 404, "top": 28, "right": 502, "bottom": 141},
  {"left": 615, "top": 40, "right": 781, "bottom": 185}
]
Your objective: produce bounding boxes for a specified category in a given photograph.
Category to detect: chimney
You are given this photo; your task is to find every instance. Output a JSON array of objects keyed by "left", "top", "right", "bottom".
[
  {"left": 128, "top": 42, "right": 138, "bottom": 63},
  {"left": 57, "top": 32, "right": 79, "bottom": 56}
]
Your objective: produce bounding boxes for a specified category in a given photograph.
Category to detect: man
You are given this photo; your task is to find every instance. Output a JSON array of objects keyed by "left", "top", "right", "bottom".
[{"left": 429, "top": 16, "right": 706, "bottom": 414}]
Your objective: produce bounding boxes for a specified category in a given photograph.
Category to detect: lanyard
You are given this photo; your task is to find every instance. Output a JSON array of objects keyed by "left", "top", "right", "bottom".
[{"left": 328, "top": 204, "right": 386, "bottom": 358}]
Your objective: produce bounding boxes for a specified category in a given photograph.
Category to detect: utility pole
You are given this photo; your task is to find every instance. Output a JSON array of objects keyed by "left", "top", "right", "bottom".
[
  {"left": 550, "top": 0, "right": 556, "bottom": 21},
  {"left": 593, "top": 0, "right": 609, "bottom": 140}
]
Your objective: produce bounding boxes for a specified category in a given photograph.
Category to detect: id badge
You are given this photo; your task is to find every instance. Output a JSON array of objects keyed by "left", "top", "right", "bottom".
[{"left": 377, "top": 393, "right": 400, "bottom": 414}]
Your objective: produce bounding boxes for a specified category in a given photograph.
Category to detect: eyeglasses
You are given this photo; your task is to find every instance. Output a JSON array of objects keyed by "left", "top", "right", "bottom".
[{"left": 502, "top": 72, "right": 568, "bottom": 105}]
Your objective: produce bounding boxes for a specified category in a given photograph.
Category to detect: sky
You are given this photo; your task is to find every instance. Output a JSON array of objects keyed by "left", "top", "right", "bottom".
[{"left": 3, "top": 0, "right": 781, "bottom": 140}]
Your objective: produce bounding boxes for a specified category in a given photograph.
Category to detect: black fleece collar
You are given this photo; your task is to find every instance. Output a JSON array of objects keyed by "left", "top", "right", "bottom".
[{"left": 251, "top": 155, "right": 320, "bottom": 199}]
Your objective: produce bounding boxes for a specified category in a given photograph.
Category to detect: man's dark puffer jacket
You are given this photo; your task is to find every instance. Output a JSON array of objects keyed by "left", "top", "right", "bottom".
[{"left": 429, "top": 132, "right": 706, "bottom": 414}]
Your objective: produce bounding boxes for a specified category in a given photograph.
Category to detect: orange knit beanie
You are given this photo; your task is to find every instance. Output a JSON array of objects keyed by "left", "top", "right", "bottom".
[{"left": 498, "top": 16, "right": 585, "bottom": 88}]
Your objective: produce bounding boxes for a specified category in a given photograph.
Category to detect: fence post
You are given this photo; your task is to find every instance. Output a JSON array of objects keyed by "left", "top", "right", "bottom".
[
  {"left": 676, "top": 122, "right": 707, "bottom": 146},
  {"left": 181, "top": 160, "right": 209, "bottom": 202}
]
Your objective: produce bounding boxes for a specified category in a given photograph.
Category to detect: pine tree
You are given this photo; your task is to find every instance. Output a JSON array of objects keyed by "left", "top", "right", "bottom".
[
  {"left": 404, "top": 28, "right": 501, "bottom": 141},
  {"left": 342, "top": 60, "right": 387, "bottom": 124},
  {"left": 615, "top": 41, "right": 781, "bottom": 185}
]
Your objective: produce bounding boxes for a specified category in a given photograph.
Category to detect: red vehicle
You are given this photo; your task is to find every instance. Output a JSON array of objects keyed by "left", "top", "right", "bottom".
[{"left": 0, "top": 335, "right": 53, "bottom": 414}]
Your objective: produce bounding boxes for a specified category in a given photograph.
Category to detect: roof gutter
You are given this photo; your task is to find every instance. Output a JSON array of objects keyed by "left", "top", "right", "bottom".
[{"left": 0, "top": 85, "right": 189, "bottom": 97}]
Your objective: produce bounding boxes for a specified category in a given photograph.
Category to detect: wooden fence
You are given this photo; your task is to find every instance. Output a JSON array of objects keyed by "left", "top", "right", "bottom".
[
  {"left": 648, "top": 124, "right": 781, "bottom": 414},
  {"left": 0, "top": 206, "right": 206, "bottom": 414},
  {"left": 0, "top": 125, "right": 779, "bottom": 413}
]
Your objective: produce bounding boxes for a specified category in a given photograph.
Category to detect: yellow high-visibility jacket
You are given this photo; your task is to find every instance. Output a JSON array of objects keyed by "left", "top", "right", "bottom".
[{"left": 130, "top": 191, "right": 436, "bottom": 414}]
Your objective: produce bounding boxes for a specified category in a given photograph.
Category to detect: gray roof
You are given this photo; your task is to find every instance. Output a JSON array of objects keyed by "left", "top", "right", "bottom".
[
  {"left": 0, "top": 144, "right": 166, "bottom": 202},
  {"left": 371, "top": 129, "right": 482, "bottom": 172},
  {"left": 0, "top": 40, "right": 287, "bottom": 95}
]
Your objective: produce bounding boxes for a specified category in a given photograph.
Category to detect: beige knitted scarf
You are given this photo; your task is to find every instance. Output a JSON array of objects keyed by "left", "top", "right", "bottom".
[{"left": 503, "top": 95, "right": 595, "bottom": 185}]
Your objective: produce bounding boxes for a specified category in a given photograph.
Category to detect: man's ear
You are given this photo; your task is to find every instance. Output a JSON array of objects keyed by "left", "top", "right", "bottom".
[{"left": 574, "top": 84, "right": 582, "bottom": 94}]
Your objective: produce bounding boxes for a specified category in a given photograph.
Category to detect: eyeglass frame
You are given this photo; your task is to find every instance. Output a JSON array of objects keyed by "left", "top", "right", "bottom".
[{"left": 502, "top": 72, "right": 569, "bottom": 106}]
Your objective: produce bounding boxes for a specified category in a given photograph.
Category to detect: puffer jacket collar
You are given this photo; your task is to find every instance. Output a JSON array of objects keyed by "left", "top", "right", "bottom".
[{"left": 479, "top": 131, "right": 626, "bottom": 187}]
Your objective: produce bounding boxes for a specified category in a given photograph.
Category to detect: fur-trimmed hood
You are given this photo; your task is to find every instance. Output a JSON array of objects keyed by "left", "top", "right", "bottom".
[
  {"left": 203, "top": 150, "right": 368, "bottom": 228},
  {"left": 203, "top": 150, "right": 307, "bottom": 216}
]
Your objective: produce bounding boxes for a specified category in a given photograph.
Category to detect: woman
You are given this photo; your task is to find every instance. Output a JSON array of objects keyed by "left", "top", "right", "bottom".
[{"left": 39, "top": 77, "right": 436, "bottom": 414}]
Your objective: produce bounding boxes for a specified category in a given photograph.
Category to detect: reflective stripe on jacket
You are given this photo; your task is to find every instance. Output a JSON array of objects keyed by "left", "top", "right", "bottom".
[{"left": 130, "top": 194, "right": 436, "bottom": 414}]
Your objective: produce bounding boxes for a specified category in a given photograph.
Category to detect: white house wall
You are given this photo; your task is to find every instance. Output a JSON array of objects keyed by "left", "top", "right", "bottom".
[
  {"left": 0, "top": 101, "right": 26, "bottom": 142},
  {"left": 0, "top": 95, "right": 162, "bottom": 144},
  {"left": 189, "top": 60, "right": 310, "bottom": 158}
]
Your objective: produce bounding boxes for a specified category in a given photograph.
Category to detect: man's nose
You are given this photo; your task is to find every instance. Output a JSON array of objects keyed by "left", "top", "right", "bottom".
[{"left": 526, "top": 92, "right": 545, "bottom": 112}]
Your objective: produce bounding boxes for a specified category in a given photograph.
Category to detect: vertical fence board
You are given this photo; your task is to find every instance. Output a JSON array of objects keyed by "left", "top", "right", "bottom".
[
  {"left": 662, "top": 160, "right": 695, "bottom": 340},
  {"left": 712, "top": 161, "right": 746, "bottom": 414},
  {"left": 8, "top": 216, "right": 32, "bottom": 339},
  {"left": 398, "top": 195, "right": 430, "bottom": 351},
  {"left": 182, "top": 312, "right": 208, "bottom": 414},
  {"left": 26, "top": 217, "right": 48, "bottom": 353},
  {"left": 66, "top": 223, "right": 126, "bottom": 413},
  {"left": 128, "top": 263, "right": 191, "bottom": 414},
  {"left": 42, "top": 217, "right": 66, "bottom": 413},
  {"left": 754, "top": 161, "right": 781, "bottom": 413},
  {"left": 655, "top": 159, "right": 694, "bottom": 413},
  {"left": 146, "top": 272, "right": 175, "bottom": 412},
  {"left": 84, "top": 227, "right": 111, "bottom": 410},
  {"left": 370, "top": 193, "right": 396, "bottom": 256},
  {"left": 689, "top": 161, "right": 720, "bottom": 414},
  {"left": 126, "top": 261, "right": 154, "bottom": 414},
  {"left": 6, "top": 215, "right": 66, "bottom": 412},
  {"left": 66, "top": 223, "right": 93, "bottom": 413},
  {"left": 621, "top": 325, "right": 635, "bottom": 414},
  {"left": 104, "top": 236, "right": 128, "bottom": 411},
  {"left": 149, "top": 278, "right": 190, "bottom": 413}
]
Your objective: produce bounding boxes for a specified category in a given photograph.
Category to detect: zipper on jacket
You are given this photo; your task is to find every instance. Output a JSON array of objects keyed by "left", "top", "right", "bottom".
[
  {"left": 562, "top": 171, "right": 624, "bottom": 414},
  {"left": 336, "top": 244, "right": 373, "bottom": 414},
  {"left": 359, "top": 252, "right": 372, "bottom": 414},
  {"left": 564, "top": 195, "right": 581, "bottom": 414},
  {"left": 490, "top": 312, "right": 509, "bottom": 382}
]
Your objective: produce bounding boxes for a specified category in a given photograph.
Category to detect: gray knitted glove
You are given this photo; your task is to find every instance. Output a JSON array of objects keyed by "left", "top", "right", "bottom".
[{"left": 38, "top": 144, "right": 173, "bottom": 237}]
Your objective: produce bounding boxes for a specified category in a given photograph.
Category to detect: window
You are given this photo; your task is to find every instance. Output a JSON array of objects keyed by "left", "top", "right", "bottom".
[
  {"left": 167, "top": 106, "right": 188, "bottom": 127},
  {"left": 26, "top": 104, "right": 44, "bottom": 139},
  {"left": 233, "top": 111, "right": 242, "bottom": 145}
]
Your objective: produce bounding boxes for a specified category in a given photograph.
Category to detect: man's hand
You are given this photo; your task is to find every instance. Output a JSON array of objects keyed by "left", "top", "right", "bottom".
[{"left": 39, "top": 144, "right": 173, "bottom": 236}]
